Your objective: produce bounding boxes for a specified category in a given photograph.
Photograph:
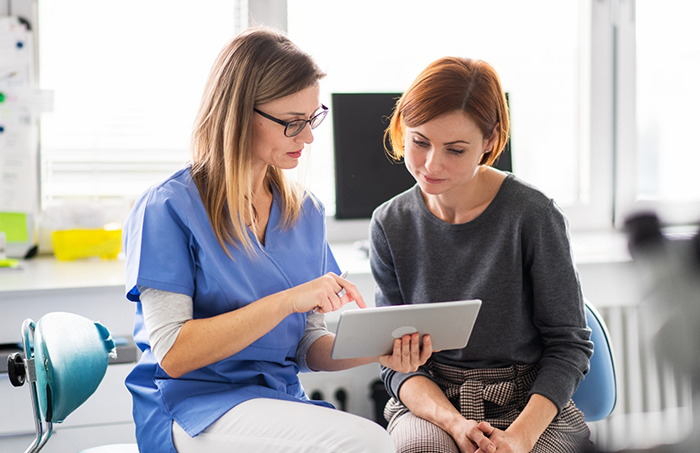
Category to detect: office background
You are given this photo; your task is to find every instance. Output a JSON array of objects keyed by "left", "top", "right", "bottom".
[{"left": 1, "top": 0, "right": 699, "bottom": 452}]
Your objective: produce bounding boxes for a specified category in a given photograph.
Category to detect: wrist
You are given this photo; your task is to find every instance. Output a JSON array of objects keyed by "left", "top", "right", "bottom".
[
  {"left": 505, "top": 424, "right": 538, "bottom": 452},
  {"left": 439, "top": 411, "right": 468, "bottom": 437},
  {"left": 272, "top": 289, "right": 296, "bottom": 317}
]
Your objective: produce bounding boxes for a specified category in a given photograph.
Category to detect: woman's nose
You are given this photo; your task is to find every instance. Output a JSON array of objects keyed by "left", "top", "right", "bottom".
[
  {"left": 424, "top": 149, "right": 439, "bottom": 172},
  {"left": 295, "top": 123, "right": 315, "bottom": 144}
]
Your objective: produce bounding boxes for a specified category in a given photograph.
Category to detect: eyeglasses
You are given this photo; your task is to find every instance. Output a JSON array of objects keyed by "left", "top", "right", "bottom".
[{"left": 254, "top": 104, "right": 329, "bottom": 137}]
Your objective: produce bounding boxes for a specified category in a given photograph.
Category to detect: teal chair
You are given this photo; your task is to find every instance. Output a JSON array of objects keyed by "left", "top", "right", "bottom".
[
  {"left": 7, "top": 312, "right": 139, "bottom": 453},
  {"left": 571, "top": 300, "right": 618, "bottom": 422}
]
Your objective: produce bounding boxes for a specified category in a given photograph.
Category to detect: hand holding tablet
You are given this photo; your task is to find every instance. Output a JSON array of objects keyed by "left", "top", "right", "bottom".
[{"left": 331, "top": 299, "right": 482, "bottom": 360}]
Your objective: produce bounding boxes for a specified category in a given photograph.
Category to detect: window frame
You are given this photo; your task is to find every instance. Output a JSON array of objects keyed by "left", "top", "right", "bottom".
[
  {"left": 614, "top": 0, "right": 700, "bottom": 228},
  {"left": 559, "top": 0, "right": 615, "bottom": 231},
  {"left": 18, "top": 0, "right": 698, "bottom": 244}
]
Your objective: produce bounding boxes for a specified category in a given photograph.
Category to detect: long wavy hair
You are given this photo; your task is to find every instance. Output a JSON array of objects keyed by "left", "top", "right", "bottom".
[
  {"left": 190, "top": 27, "right": 326, "bottom": 257},
  {"left": 386, "top": 57, "right": 510, "bottom": 167}
]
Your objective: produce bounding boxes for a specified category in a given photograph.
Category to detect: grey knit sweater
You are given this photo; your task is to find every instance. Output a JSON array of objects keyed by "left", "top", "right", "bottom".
[{"left": 370, "top": 173, "right": 593, "bottom": 412}]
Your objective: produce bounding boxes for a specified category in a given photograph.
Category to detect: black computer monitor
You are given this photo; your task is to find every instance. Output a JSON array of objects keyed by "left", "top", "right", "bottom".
[
  {"left": 332, "top": 92, "right": 511, "bottom": 220},
  {"left": 332, "top": 92, "right": 411, "bottom": 219}
]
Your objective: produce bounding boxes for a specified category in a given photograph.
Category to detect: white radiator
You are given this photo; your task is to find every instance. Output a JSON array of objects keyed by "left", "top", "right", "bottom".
[{"left": 588, "top": 305, "right": 694, "bottom": 451}]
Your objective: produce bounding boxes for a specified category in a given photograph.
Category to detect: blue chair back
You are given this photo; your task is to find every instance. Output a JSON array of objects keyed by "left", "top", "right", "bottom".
[
  {"left": 8, "top": 312, "right": 137, "bottom": 453},
  {"left": 571, "top": 300, "right": 617, "bottom": 421},
  {"left": 34, "top": 312, "right": 116, "bottom": 423}
]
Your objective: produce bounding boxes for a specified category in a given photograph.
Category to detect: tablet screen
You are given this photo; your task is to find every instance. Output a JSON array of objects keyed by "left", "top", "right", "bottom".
[{"left": 330, "top": 299, "right": 481, "bottom": 360}]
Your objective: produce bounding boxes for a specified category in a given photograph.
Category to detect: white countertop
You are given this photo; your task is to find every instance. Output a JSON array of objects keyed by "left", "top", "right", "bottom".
[
  {"left": 0, "top": 256, "right": 126, "bottom": 294},
  {"left": 0, "top": 230, "right": 633, "bottom": 296}
]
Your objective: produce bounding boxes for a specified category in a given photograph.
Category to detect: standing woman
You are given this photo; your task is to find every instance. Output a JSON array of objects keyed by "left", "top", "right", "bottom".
[
  {"left": 370, "top": 57, "right": 595, "bottom": 453},
  {"left": 123, "top": 27, "right": 430, "bottom": 453}
]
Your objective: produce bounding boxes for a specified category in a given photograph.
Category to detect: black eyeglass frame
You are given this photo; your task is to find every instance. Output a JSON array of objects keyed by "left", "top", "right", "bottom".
[{"left": 253, "top": 104, "right": 329, "bottom": 137}]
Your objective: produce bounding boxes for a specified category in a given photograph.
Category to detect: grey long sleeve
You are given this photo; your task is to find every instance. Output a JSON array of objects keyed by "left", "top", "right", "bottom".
[{"left": 370, "top": 174, "right": 593, "bottom": 413}]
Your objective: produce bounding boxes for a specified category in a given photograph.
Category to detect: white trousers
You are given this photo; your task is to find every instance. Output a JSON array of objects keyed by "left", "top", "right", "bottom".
[{"left": 172, "top": 397, "right": 395, "bottom": 453}]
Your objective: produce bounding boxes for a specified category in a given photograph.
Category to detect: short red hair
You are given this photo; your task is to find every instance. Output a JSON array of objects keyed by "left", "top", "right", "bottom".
[{"left": 386, "top": 57, "right": 510, "bottom": 167}]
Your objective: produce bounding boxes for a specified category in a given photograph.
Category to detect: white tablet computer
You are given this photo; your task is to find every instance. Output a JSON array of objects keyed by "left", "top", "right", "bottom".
[{"left": 330, "top": 299, "right": 482, "bottom": 360}]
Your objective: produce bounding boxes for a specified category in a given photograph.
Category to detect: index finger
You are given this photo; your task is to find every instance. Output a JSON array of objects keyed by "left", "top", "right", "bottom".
[
  {"left": 333, "top": 272, "right": 367, "bottom": 309},
  {"left": 345, "top": 285, "right": 366, "bottom": 308}
]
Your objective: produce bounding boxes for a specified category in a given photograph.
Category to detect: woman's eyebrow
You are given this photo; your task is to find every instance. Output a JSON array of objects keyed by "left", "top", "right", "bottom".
[
  {"left": 411, "top": 131, "right": 470, "bottom": 146},
  {"left": 444, "top": 140, "right": 470, "bottom": 145},
  {"left": 283, "top": 105, "right": 323, "bottom": 117},
  {"left": 411, "top": 131, "right": 429, "bottom": 140}
]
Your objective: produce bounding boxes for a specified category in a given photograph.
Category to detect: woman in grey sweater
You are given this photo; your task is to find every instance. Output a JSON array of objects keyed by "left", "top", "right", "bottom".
[{"left": 370, "top": 57, "right": 595, "bottom": 453}]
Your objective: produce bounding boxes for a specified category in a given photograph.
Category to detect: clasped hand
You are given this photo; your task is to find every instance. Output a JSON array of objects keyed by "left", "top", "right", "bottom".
[{"left": 452, "top": 420, "right": 530, "bottom": 453}]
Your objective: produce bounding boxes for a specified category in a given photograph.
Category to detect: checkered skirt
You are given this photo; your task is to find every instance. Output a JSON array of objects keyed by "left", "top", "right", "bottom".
[{"left": 384, "top": 362, "right": 596, "bottom": 453}]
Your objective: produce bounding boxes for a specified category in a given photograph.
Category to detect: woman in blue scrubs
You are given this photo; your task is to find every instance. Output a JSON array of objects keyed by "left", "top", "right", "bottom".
[{"left": 122, "top": 27, "right": 432, "bottom": 453}]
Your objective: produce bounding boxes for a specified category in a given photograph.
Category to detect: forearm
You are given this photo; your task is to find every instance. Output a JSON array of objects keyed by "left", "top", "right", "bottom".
[
  {"left": 305, "top": 334, "right": 378, "bottom": 371},
  {"left": 399, "top": 375, "right": 465, "bottom": 433},
  {"left": 161, "top": 291, "right": 293, "bottom": 377},
  {"left": 400, "top": 376, "right": 501, "bottom": 452},
  {"left": 160, "top": 272, "right": 368, "bottom": 377}
]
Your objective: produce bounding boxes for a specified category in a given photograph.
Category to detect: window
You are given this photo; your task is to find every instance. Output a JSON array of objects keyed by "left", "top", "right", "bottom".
[
  {"left": 34, "top": 1, "right": 698, "bottom": 235},
  {"left": 616, "top": 0, "right": 700, "bottom": 226},
  {"left": 288, "top": 0, "right": 596, "bottom": 227},
  {"left": 38, "top": 0, "right": 243, "bottom": 211}
]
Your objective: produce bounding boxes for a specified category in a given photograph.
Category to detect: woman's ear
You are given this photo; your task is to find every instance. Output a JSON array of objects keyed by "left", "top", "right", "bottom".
[{"left": 484, "top": 122, "right": 500, "bottom": 152}]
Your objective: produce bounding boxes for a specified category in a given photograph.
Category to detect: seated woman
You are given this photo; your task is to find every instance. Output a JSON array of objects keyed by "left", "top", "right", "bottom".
[
  {"left": 370, "top": 57, "right": 596, "bottom": 453},
  {"left": 123, "top": 27, "right": 432, "bottom": 453}
]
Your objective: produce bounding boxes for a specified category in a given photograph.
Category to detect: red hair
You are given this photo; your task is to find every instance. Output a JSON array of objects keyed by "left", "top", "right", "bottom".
[{"left": 386, "top": 57, "right": 510, "bottom": 167}]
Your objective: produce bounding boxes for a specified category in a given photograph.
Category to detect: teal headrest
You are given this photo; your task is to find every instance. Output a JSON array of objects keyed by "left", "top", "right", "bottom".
[{"left": 33, "top": 312, "right": 117, "bottom": 423}]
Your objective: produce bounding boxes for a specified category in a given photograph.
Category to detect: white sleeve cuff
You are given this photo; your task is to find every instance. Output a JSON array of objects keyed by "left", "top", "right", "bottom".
[
  {"left": 138, "top": 285, "right": 193, "bottom": 364},
  {"left": 295, "top": 310, "right": 332, "bottom": 372}
]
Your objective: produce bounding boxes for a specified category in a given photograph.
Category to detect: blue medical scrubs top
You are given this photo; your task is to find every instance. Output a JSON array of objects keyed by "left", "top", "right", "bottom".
[{"left": 122, "top": 167, "right": 340, "bottom": 453}]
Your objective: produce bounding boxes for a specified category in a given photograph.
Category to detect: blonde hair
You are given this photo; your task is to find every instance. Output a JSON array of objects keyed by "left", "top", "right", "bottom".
[
  {"left": 386, "top": 57, "right": 510, "bottom": 167},
  {"left": 190, "top": 27, "right": 326, "bottom": 257}
]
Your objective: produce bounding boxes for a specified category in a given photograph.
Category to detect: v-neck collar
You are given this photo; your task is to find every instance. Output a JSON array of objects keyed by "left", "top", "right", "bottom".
[{"left": 248, "top": 185, "right": 281, "bottom": 251}]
